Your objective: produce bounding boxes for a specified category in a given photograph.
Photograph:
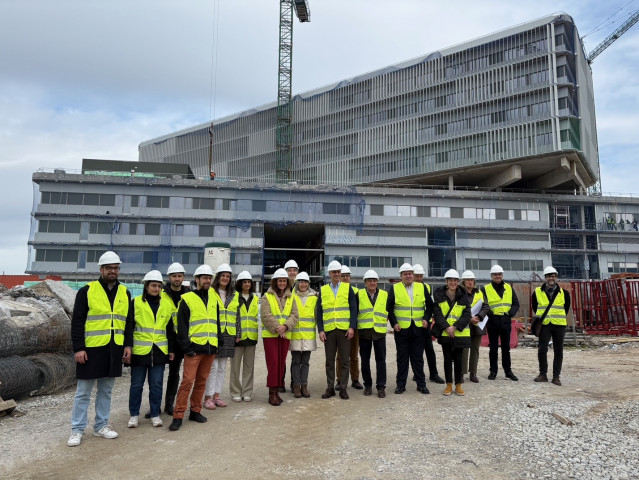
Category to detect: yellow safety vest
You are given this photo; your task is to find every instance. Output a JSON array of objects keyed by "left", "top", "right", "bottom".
[
  {"left": 262, "top": 293, "right": 294, "bottom": 339},
  {"left": 132, "top": 296, "right": 173, "bottom": 355},
  {"left": 180, "top": 290, "right": 218, "bottom": 347},
  {"left": 393, "top": 282, "right": 425, "bottom": 329},
  {"left": 535, "top": 288, "right": 567, "bottom": 326},
  {"left": 438, "top": 299, "right": 470, "bottom": 338},
  {"left": 160, "top": 289, "right": 181, "bottom": 332},
  {"left": 240, "top": 295, "right": 259, "bottom": 341},
  {"left": 216, "top": 290, "right": 239, "bottom": 336},
  {"left": 484, "top": 283, "right": 513, "bottom": 315},
  {"left": 291, "top": 294, "right": 318, "bottom": 341},
  {"left": 357, "top": 289, "right": 389, "bottom": 333},
  {"left": 85, "top": 281, "right": 128, "bottom": 347},
  {"left": 321, "top": 283, "right": 351, "bottom": 331}
]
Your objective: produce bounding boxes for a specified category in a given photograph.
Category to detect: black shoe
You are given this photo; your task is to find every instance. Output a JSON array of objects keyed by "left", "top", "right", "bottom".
[
  {"left": 377, "top": 387, "right": 386, "bottom": 398},
  {"left": 551, "top": 377, "right": 562, "bottom": 386},
  {"left": 164, "top": 405, "right": 174, "bottom": 416},
  {"left": 188, "top": 411, "right": 207, "bottom": 423},
  {"left": 364, "top": 386, "right": 372, "bottom": 396},
  {"left": 417, "top": 385, "right": 430, "bottom": 394},
  {"left": 394, "top": 386, "right": 406, "bottom": 394},
  {"left": 321, "top": 388, "right": 336, "bottom": 399},
  {"left": 168, "top": 419, "right": 182, "bottom": 431},
  {"left": 335, "top": 383, "right": 342, "bottom": 391},
  {"left": 429, "top": 375, "right": 445, "bottom": 384},
  {"left": 351, "top": 380, "right": 364, "bottom": 390},
  {"left": 505, "top": 372, "right": 519, "bottom": 382},
  {"left": 534, "top": 374, "right": 548, "bottom": 383},
  {"left": 144, "top": 410, "right": 151, "bottom": 419},
  {"left": 339, "top": 389, "right": 349, "bottom": 400},
  {"left": 488, "top": 372, "right": 497, "bottom": 380}
]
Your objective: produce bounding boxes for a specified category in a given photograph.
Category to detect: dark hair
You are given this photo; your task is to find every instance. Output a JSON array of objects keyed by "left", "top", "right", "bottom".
[
  {"left": 212, "top": 272, "right": 234, "bottom": 296},
  {"left": 142, "top": 280, "right": 161, "bottom": 303},
  {"left": 270, "top": 277, "right": 289, "bottom": 296},
  {"left": 234, "top": 278, "right": 254, "bottom": 293}
]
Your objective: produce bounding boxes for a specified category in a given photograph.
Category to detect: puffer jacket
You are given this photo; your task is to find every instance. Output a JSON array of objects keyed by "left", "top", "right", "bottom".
[{"left": 433, "top": 285, "right": 471, "bottom": 348}]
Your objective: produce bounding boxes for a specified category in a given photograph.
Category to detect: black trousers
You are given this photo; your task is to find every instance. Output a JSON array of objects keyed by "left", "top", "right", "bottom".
[
  {"left": 423, "top": 330, "right": 440, "bottom": 377},
  {"left": 394, "top": 325, "right": 426, "bottom": 388},
  {"left": 164, "top": 349, "right": 184, "bottom": 408},
  {"left": 359, "top": 336, "right": 387, "bottom": 388},
  {"left": 324, "top": 329, "right": 351, "bottom": 388},
  {"left": 441, "top": 342, "right": 463, "bottom": 384},
  {"left": 538, "top": 324, "right": 566, "bottom": 378},
  {"left": 487, "top": 316, "right": 512, "bottom": 374}
]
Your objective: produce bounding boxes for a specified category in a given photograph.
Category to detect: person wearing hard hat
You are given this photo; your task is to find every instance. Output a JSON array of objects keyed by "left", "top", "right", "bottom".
[
  {"left": 357, "top": 269, "right": 388, "bottom": 397},
  {"left": 282, "top": 259, "right": 299, "bottom": 392},
  {"left": 168, "top": 264, "right": 219, "bottom": 431},
  {"left": 229, "top": 271, "right": 259, "bottom": 402},
  {"left": 316, "top": 260, "right": 357, "bottom": 400},
  {"left": 335, "top": 265, "right": 364, "bottom": 391},
  {"left": 412, "top": 264, "right": 445, "bottom": 385},
  {"left": 460, "top": 270, "right": 490, "bottom": 383},
  {"left": 260, "top": 268, "right": 299, "bottom": 406},
  {"left": 433, "top": 269, "right": 472, "bottom": 396},
  {"left": 123, "top": 270, "right": 176, "bottom": 428},
  {"left": 67, "top": 251, "right": 131, "bottom": 447},
  {"left": 290, "top": 271, "right": 318, "bottom": 398},
  {"left": 203, "top": 264, "right": 241, "bottom": 409},
  {"left": 386, "top": 263, "right": 432, "bottom": 395},
  {"left": 158, "top": 262, "right": 189, "bottom": 417},
  {"left": 481, "top": 264, "right": 520, "bottom": 381},
  {"left": 532, "top": 267, "right": 571, "bottom": 386}
]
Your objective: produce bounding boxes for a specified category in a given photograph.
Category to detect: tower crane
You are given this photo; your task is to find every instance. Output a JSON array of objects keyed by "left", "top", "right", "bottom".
[
  {"left": 276, "top": 0, "right": 310, "bottom": 183},
  {"left": 587, "top": 9, "right": 639, "bottom": 63}
]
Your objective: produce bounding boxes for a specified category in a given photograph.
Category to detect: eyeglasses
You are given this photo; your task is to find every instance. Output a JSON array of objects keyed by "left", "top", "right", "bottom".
[{"left": 103, "top": 266, "right": 120, "bottom": 272}]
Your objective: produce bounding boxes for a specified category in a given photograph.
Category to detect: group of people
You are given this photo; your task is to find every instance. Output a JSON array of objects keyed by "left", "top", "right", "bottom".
[
  {"left": 606, "top": 216, "right": 638, "bottom": 231},
  {"left": 67, "top": 251, "right": 571, "bottom": 446}
]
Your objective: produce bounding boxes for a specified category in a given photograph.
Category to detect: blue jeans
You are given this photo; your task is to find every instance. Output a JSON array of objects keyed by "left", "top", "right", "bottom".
[
  {"left": 129, "top": 364, "right": 166, "bottom": 417},
  {"left": 70, "top": 377, "right": 115, "bottom": 434}
]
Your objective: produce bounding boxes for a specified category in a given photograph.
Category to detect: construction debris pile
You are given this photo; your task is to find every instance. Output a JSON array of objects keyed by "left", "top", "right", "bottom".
[{"left": 0, "top": 281, "right": 77, "bottom": 402}]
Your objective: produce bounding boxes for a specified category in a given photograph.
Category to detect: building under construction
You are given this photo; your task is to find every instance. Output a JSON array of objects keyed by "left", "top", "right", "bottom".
[{"left": 26, "top": 14, "right": 639, "bottom": 287}]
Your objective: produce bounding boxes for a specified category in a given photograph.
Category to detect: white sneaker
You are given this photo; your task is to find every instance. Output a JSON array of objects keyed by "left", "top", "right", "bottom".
[
  {"left": 94, "top": 425, "right": 118, "bottom": 439},
  {"left": 127, "top": 416, "right": 139, "bottom": 428},
  {"left": 151, "top": 416, "right": 163, "bottom": 427},
  {"left": 243, "top": 396, "right": 252, "bottom": 402},
  {"left": 67, "top": 432, "right": 82, "bottom": 447},
  {"left": 232, "top": 396, "right": 242, "bottom": 402}
]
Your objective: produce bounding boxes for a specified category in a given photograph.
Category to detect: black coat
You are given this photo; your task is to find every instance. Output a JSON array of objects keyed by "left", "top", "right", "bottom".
[
  {"left": 433, "top": 285, "right": 471, "bottom": 348},
  {"left": 71, "top": 277, "right": 131, "bottom": 380},
  {"left": 176, "top": 288, "right": 220, "bottom": 356}
]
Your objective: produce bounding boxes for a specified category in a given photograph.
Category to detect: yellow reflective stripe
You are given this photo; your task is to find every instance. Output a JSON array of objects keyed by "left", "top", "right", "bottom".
[
  {"left": 87, "top": 314, "right": 114, "bottom": 321},
  {"left": 191, "top": 318, "right": 216, "bottom": 326}
]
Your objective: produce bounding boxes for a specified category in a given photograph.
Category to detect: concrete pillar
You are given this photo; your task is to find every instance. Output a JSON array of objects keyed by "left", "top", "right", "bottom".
[{"left": 448, "top": 175, "right": 454, "bottom": 191}]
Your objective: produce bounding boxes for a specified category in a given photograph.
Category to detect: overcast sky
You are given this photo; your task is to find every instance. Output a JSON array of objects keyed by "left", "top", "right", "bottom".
[{"left": 1, "top": 0, "right": 638, "bottom": 274}]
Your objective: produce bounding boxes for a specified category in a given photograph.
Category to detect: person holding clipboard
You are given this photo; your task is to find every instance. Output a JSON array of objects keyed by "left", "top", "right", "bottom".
[{"left": 460, "top": 270, "right": 490, "bottom": 383}]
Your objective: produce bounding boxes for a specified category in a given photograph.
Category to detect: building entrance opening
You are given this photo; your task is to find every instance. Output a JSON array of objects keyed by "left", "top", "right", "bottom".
[{"left": 263, "top": 223, "right": 324, "bottom": 285}]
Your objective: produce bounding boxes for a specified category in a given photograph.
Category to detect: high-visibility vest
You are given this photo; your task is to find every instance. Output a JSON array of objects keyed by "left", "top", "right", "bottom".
[
  {"left": 357, "top": 289, "right": 388, "bottom": 333},
  {"left": 85, "top": 281, "right": 128, "bottom": 347},
  {"left": 216, "top": 291, "right": 239, "bottom": 335},
  {"left": 239, "top": 295, "right": 259, "bottom": 341},
  {"left": 535, "top": 288, "right": 567, "bottom": 326},
  {"left": 320, "top": 283, "right": 351, "bottom": 331},
  {"left": 393, "top": 282, "right": 425, "bottom": 329},
  {"left": 470, "top": 291, "right": 483, "bottom": 309},
  {"left": 291, "top": 294, "right": 317, "bottom": 341},
  {"left": 438, "top": 299, "right": 470, "bottom": 338},
  {"left": 484, "top": 283, "right": 513, "bottom": 315},
  {"left": 160, "top": 289, "right": 181, "bottom": 332},
  {"left": 350, "top": 285, "right": 359, "bottom": 294},
  {"left": 180, "top": 290, "right": 218, "bottom": 347},
  {"left": 132, "top": 296, "right": 173, "bottom": 355},
  {"left": 262, "top": 293, "right": 294, "bottom": 339}
]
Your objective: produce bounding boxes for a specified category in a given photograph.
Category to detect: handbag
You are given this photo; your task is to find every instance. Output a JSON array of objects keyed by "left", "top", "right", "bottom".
[{"left": 531, "top": 290, "right": 558, "bottom": 337}]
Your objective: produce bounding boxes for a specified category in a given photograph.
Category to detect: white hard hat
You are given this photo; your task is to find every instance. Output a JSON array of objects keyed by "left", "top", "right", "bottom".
[
  {"left": 284, "top": 260, "right": 299, "bottom": 270},
  {"left": 461, "top": 270, "right": 476, "bottom": 280},
  {"left": 236, "top": 271, "right": 252, "bottom": 282},
  {"left": 167, "top": 262, "right": 185, "bottom": 275},
  {"left": 340, "top": 265, "right": 351, "bottom": 275},
  {"left": 296, "top": 272, "right": 310, "bottom": 282},
  {"left": 399, "top": 263, "right": 414, "bottom": 273},
  {"left": 98, "top": 251, "right": 121, "bottom": 266},
  {"left": 412, "top": 264, "right": 425, "bottom": 275},
  {"left": 363, "top": 269, "right": 379, "bottom": 280},
  {"left": 142, "top": 270, "right": 163, "bottom": 283},
  {"left": 215, "top": 263, "right": 232, "bottom": 274},
  {"left": 543, "top": 266, "right": 558, "bottom": 276},
  {"left": 194, "top": 264, "right": 214, "bottom": 277},
  {"left": 327, "top": 260, "right": 342, "bottom": 272},
  {"left": 490, "top": 264, "right": 504, "bottom": 274},
  {"left": 272, "top": 268, "right": 288, "bottom": 279},
  {"left": 444, "top": 269, "right": 460, "bottom": 279}
]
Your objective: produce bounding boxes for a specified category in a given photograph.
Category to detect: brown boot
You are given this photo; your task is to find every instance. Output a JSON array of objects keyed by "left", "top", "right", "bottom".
[
  {"left": 274, "top": 388, "right": 283, "bottom": 405},
  {"left": 293, "top": 385, "right": 302, "bottom": 398},
  {"left": 443, "top": 383, "right": 453, "bottom": 396},
  {"left": 268, "top": 388, "right": 280, "bottom": 406},
  {"left": 455, "top": 383, "right": 465, "bottom": 396},
  {"left": 301, "top": 384, "right": 310, "bottom": 398}
]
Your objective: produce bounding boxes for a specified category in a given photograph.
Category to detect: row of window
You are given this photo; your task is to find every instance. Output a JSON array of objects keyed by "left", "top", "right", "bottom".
[
  {"left": 608, "top": 262, "right": 639, "bottom": 274},
  {"left": 329, "top": 256, "right": 412, "bottom": 269},
  {"left": 41, "top": 192, "right": 116, "bottom": 206},
  {"left": 465, "top": 258, "right": 544, "bottom": 272}
]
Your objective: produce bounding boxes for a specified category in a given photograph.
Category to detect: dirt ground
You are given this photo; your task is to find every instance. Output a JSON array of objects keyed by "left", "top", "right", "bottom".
[{"left": 1, "top": 337, "right": 638, "bottom": 480}]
